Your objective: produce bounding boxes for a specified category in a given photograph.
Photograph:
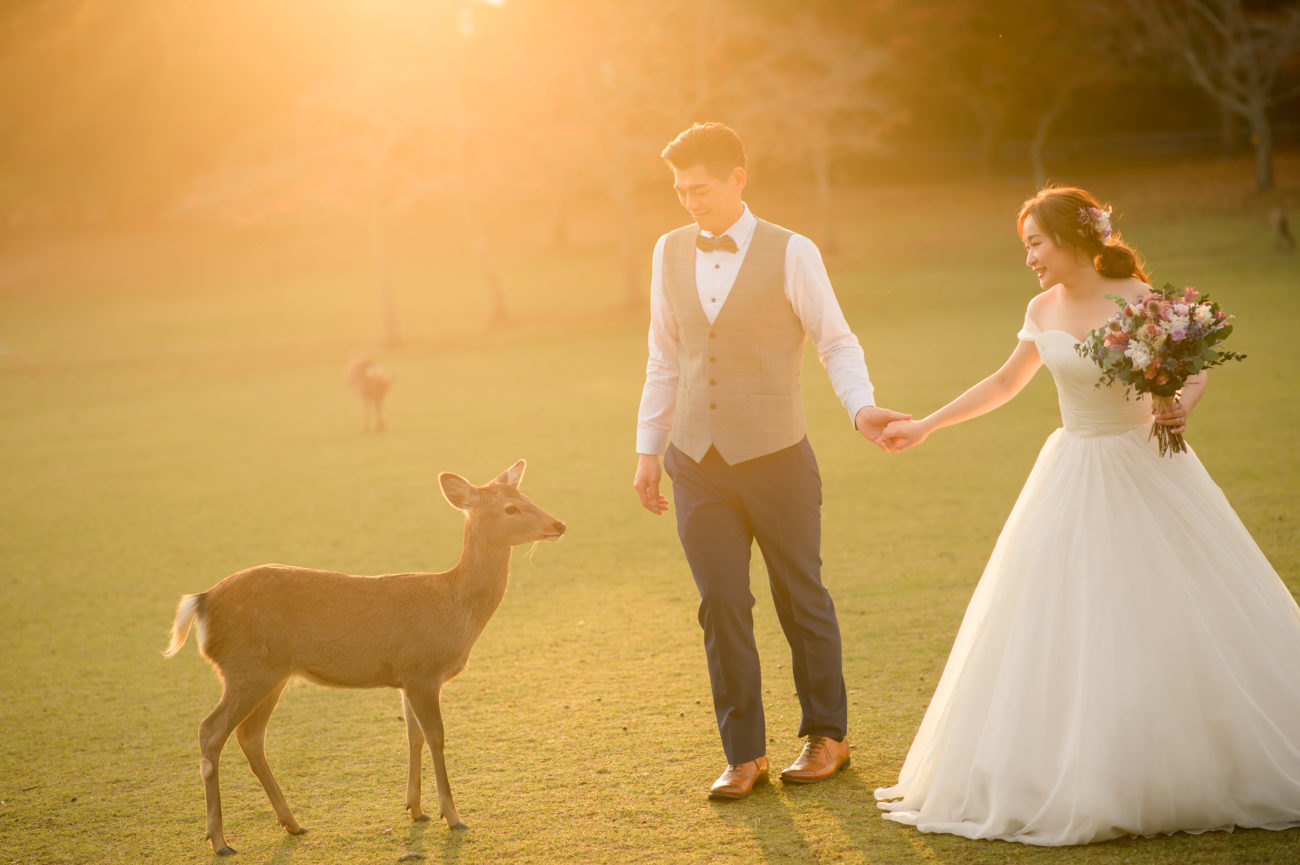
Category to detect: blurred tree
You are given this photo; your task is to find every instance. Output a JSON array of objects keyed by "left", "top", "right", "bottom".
[
  {"left": 1126, "top": 0, "right": 1300, "bottom": 190},
  {"left": 873, "top": 0, "right": 1123, "bottom": 187},
  {"left": 175, "top": 3, "right": 523, "bottom": 343},
  {"left": 499, "top": 0, "right": 713, "bottom": 307},
  {"left": 722, "top": 7, "right": 893, "bottom": 251},
  {"left": 872, "top": 1, "right": 1031, "bottom": 177}
]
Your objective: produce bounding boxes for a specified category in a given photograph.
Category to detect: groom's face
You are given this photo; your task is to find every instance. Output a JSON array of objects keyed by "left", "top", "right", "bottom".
[{"left": 671, "top": 163, "right": 746, "bottom": 236}]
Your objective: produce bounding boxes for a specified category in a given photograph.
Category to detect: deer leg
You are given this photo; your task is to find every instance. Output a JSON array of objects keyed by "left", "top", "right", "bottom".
[
  {"left": 402, "top": 684, "right": 466, "bottom": 830},
  {"left": 235, "top": 681, "right": 305, "bottom": 836},
  {"left": 198, "top": 676, "right": 283, "bottom": 856},
  {"left": 401, "top": 693, "right": 429, "bottom": 821}
]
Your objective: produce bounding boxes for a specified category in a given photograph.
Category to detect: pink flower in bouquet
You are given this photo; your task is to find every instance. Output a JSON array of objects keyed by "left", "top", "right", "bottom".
[{"left": 1077, "top": 282, "right": 1246, "bottom": 457}]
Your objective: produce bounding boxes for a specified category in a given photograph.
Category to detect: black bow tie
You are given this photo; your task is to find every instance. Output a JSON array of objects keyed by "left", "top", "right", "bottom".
[{"left": 696, "top": 233, "right": 738, "bottom": 253}]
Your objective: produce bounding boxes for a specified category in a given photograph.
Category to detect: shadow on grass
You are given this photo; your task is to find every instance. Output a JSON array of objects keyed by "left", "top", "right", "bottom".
[
  {"left": 267, "top": 829, "right": 309, "bottom": 865},
  {"left": 403, "top": 816, "right": 472, "bottom": 865},
  {"left": 708, "top": 784, "right": 817, "bottom": 863}
]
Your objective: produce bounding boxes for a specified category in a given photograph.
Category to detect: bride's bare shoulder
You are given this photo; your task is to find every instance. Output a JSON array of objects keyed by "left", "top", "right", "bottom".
[
  {"left": 1113, "top": 277, "right": 1150, "bottom": 304},
  {"left": 1025, "top": 286, "right": 1060, "bottom": 317}
]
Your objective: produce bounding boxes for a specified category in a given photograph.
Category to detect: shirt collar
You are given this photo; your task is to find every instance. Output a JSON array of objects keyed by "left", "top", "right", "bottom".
[{"left": 702, "top": 203, "right": 756, "bottom": 250}]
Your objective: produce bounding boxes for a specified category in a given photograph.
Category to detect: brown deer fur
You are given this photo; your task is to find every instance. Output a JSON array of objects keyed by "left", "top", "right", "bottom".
[
  {"left": 347, "top": 355, "right": 394, "bottom": 432},
  {"left": 165, "top": 460, "right": 564, "bottom": 856}
]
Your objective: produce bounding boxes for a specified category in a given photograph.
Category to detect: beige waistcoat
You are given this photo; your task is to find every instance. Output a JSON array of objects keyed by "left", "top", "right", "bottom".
[{"left": 664, "top": 218, "right": 806, "bottom": 465}]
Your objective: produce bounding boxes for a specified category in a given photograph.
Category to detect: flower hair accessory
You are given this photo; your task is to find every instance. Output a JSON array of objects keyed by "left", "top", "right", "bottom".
[{"left": 1078, "top": 205, "right": 1113, "bottom": 241}]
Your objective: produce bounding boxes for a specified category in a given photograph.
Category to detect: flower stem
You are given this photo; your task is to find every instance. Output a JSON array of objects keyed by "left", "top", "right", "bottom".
[{"left": 1149, "top": 395, "right": 1187, "bottom": 458}]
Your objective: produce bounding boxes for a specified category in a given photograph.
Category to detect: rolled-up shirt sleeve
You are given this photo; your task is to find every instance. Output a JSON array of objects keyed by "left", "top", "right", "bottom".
[
  {"left": 785, "top": 234, "right": 876, "bottom": 425},
  {"left": 636, "top": 234, "right": 678, "bottom": 455}
]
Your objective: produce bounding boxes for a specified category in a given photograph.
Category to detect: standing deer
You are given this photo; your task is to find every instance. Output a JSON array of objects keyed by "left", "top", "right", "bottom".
[
  {"left": 347, "top": 355, "right": 394, "bottom": 432},
  {"left": 164, "top": 460, "right": 564, "bottom": 856}
]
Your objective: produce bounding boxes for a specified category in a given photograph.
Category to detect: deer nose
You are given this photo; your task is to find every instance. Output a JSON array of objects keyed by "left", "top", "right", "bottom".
[{"left": 552, "top": 522, "right": 566, "bottom": 536}]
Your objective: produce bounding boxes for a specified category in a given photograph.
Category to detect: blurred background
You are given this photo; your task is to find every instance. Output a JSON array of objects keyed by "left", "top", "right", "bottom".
[
  {"left": 2, "top": 5, "right": 1298, "bottom": 862},
  {"left": 1, "top": 0, "right": 1297, "bottom": 349}
]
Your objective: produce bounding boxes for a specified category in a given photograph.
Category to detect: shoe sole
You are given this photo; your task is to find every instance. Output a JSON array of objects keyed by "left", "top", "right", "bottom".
[
  {"left": 779, "top": 757, "right": 850, "bottom": 785},
  {"left": 708, "top": 773, "right": 769, "bottom": 800}
]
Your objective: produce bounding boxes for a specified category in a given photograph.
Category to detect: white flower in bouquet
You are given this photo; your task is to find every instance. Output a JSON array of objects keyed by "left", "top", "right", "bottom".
[
  {"left": 1125, "top": 341, "right": 1154, "bottom": 370},
  {"left": 1077, "top": 283, "right": 1246, "bottom": 457}
]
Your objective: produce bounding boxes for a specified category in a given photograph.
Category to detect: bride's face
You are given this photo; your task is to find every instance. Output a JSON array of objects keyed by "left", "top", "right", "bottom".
[{"left": 1022, "top": 215, "right": 1086, "bottom": 289}]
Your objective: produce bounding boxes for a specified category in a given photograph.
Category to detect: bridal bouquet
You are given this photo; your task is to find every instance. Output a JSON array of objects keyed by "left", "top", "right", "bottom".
[{"left": 1076, "top": 283, "right": 1245, "bottom": 456}]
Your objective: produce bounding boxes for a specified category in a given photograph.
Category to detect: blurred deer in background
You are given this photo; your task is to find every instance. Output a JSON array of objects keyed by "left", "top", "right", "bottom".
[
  {"left": 1272, "top": 207, "right": 1296, "bottom": 253},
  {"left": 347, "top": 355, "right": 394, "bottom": 432},
  {"left": 165, "top": 460, "right": 564, "bottom": 856}
]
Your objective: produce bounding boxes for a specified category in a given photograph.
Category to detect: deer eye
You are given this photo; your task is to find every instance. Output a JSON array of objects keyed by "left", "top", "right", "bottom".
[{"left": 504, "top": 504, "right": 520, "bottom": 515}]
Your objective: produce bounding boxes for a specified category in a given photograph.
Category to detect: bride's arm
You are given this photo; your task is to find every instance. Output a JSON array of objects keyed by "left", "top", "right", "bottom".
[
  {"left": 881, "top": 339, "right": 1043, "bottom": 452},
  {"left": 1153, "top": 371, "right": 1207, "bottom": 435}
]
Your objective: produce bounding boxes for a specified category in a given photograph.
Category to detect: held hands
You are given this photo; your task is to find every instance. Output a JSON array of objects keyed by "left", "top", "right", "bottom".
[
  {"left": 879, "top": 419, "right": 930, "bottom": 452},
  {"left": 855, "top": 406, "right": 912, "bottom": 451},
  {"left": 633, "top": 453, "right": 670, "bottom": 515}
]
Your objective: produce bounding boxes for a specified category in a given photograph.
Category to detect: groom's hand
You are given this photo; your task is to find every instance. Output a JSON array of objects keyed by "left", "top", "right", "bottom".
[
  {"left": 633, "top": 453, "right": 670, "bottom": 515},
  {"left": 855, "top": 406, "right": 912, "bottom": 451}
]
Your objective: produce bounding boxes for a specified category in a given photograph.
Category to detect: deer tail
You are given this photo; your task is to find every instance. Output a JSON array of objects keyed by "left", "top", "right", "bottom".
[{"left": 163, "top": 593, "right": 205, "bottom": 658}]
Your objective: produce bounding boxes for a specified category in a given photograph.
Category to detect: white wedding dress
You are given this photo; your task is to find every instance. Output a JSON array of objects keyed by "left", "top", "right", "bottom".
[{"left": 874, "top": 312, "right": 1300, "bottom": 845}]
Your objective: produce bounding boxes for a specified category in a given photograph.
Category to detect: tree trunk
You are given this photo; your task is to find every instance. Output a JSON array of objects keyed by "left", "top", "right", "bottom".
[
  {"left": 812, "top": 145, "right": 837, "bottom": 254},
  {"left": 1246, "top": 104, "right": 1274, "bottom": 191},
  {"left": 548, "top": 162, "right": 571, "bottom": 251},
  {"left": 486, "top": 272, "right": 510, "bottom": 330},
  {"left": 368, "top": 206, "right": 402, "bottom": 349},
  {"left": 454, "top": 182, "right": 510, "bottom": 329},
  {"left": 975, "top": 103, "right": 1006, "bottom": 177},
  {"left": 613, "top": 177, "right": 641, "bottom": 309},
  {"left": 1219, "top": 103, "right": 1243, "bottom": 159},
  {"left": 1029, "top": 88, "right": 1073, "bottom": 190}
]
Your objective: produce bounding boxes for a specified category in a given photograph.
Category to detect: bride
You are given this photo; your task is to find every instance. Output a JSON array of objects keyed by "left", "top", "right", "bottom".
[{"left": 874, "top": 185, "right": 1300, "bottom": 845}]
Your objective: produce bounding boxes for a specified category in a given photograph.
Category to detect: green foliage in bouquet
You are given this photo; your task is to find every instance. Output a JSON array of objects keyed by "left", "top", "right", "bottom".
[{"left": 1076, "top": 282, "right": 1246, "bottom": 455}]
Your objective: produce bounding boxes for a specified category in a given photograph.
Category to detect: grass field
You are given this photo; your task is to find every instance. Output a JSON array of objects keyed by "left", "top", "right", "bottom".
[{"left": 1, "top": 156, "right": 1298, "bottom": 865}]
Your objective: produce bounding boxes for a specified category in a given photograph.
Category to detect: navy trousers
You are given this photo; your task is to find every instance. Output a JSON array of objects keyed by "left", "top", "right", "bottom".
[{"left": 664, "top": 438, "right": 848, "bottom": 765}]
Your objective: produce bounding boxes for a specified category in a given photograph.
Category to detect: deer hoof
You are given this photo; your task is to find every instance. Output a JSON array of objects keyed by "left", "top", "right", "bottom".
[
  {"left": 413, "top": 814, "right": 431, "bottom": 823},
  {"left": 451, "top": 821, "right": 469, "bottom": 831},
  {"left": 286, "top": 826, "right": 308, "bottom": 836},
  {"left": 216, "top": 845, "right": 238, "bottom": 856}
]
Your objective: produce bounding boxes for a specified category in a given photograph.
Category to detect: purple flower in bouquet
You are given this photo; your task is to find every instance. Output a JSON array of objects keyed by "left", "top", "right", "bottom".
[{"left": 1076, "top": 283, "right": 1246, "bottom": 457}]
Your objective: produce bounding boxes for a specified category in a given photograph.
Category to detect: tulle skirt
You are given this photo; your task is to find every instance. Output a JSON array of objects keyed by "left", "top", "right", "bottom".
[{"left": 875, "top": 424, "right": 1300, "bottom": 845}]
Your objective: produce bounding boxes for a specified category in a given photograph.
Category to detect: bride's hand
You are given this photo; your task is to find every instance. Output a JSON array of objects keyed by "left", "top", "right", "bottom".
[
  {"left": 880, "top": 419, "right": 930, "bottom": 452},
  {"left": 855, "top": 406, "right": 912, "bottom": 450},
  {"left": 1152, "top": 398, "right": 1189, "bottom": 435}
]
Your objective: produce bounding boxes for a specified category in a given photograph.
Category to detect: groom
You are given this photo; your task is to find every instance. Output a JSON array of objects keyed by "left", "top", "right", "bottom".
[{"left": 633, "top": 122, "right": 906, "bottom": 800}]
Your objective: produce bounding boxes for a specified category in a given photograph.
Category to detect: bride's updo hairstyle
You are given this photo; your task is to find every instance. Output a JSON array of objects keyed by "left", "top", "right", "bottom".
[{"left": 1017, "top": 185, "right": 1149, "bottom": 284}]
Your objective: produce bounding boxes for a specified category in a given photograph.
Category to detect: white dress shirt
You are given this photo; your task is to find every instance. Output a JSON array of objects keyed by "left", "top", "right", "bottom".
[{"left": 636, "top": 204, "right": 876, "bottom": 456}]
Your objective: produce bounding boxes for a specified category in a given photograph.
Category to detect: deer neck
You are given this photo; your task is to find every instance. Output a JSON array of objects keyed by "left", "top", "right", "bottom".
[{"left": 451, "top": 521, "right": 513, "bottom": 623}]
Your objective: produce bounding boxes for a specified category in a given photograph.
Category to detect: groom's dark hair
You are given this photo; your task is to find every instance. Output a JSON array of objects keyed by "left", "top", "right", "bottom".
[{"left": 661, "top": 122, "right": 746, "bottom": 180}]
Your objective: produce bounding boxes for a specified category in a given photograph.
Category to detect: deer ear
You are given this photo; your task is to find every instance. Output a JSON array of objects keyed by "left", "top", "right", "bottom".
[
  {"left": 439, "top": 472, "right": 475, "bottom": 510},
  {"left": 494, "top": 459, "right": 526, "bottom": 488}
]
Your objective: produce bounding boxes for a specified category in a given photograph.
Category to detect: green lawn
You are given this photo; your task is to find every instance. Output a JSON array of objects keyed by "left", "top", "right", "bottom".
[{"left": 1, "top": 157, "right": 1297, "bottom": 864}]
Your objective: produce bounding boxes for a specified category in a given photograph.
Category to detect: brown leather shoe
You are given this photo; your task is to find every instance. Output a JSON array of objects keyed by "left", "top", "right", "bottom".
[
  {"left": 779, "top": 735, "right": 850, "bottom": 784},
  {"left": 708, "top": 757, "right": 770, "bottom": 800}
]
